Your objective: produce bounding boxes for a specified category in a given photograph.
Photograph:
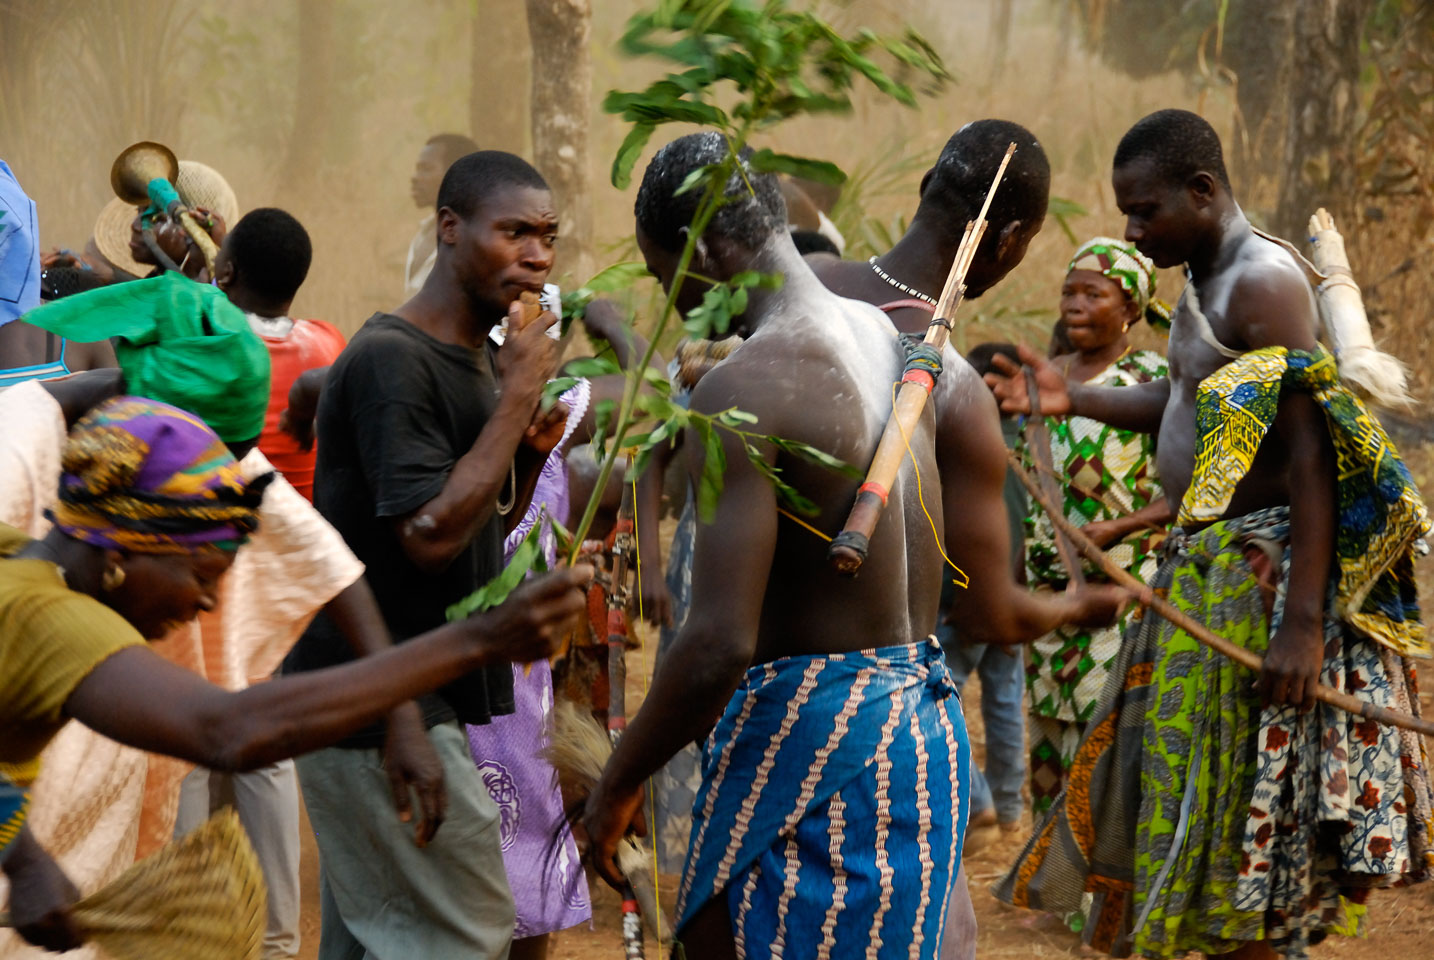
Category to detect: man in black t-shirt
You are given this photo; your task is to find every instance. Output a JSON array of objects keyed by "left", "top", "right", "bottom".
[{"left": 285, "top": 151, "right": 563, "bottom": 960}]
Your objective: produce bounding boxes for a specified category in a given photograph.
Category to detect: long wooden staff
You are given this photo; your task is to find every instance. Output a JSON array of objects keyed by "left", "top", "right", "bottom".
[
  {"left": 1007, "top": 449, "right": 1434, "bottom": 738},
  {"left": 829, "top": 142, "right": 1018, "bottom": 574},
  {"left": 1022, "top": 369, "right": 1086, "bottom": 589}
]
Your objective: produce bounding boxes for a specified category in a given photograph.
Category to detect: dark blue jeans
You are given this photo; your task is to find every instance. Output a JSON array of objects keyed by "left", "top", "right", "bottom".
[{"left": 937, "top": 625, "right": 1026, "bottom": 823}]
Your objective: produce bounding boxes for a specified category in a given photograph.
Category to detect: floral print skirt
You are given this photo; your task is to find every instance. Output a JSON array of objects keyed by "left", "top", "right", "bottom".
[{"left": 997, "top": 506, "right": 1433, "bottom": 959}]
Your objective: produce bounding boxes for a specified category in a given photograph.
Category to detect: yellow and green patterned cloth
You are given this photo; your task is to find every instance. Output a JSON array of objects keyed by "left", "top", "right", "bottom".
[{"left": 1178, "top": 344, "right": 1430, "bottom": 658}]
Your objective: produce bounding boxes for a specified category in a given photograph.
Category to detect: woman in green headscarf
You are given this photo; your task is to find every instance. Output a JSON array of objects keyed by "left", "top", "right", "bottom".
[{"left": 1022, "top": 237, "right": 1173, "bottom": 818}]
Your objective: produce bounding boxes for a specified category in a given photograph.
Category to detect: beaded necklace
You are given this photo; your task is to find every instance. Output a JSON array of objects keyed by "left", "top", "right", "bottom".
[{"left": 867, "top": 256, "right": 936, "bottom": 306}]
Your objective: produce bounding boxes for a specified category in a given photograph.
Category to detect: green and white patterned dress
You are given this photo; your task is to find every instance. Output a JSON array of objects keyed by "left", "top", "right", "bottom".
[{"left": 1023, "top": 348, "right": 1168, "bottom": 816}]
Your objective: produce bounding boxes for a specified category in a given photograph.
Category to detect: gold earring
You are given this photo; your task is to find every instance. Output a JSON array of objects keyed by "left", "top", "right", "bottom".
[{"left": 102, "top": 565, "right": 126, "bottom": 592}]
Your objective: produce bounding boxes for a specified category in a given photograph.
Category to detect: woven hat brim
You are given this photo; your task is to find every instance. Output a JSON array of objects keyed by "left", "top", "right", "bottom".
[
  {"left": 91, "top": 160, "right": 239, "bottom": 279},
  {"left": 93, "top": 197, "right": 149, "bottom": 278}
]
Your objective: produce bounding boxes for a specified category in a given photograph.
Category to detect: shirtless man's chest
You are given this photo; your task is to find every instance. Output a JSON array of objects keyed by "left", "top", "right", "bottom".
[{"left": 1158, "top": 238, "right": 1320, "bottom": 524}]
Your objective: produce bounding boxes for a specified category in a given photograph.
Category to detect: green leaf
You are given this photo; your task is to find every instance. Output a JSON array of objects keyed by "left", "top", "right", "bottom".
[
  {"left": 1047, "top": 195, "right": 1089, "bottom": 246},
  {"left": 768, "top": 436, "right": 863, "bottom": 478},
  {"left": 592, "top": 397, "right": 616, "bottom": 459},
  {"left": 727, "top": 285, "right": 748, "bottom": 319},
  {"left": 695, "top": 418, "right": 727, "bottom": 524},
  {"left": 547, "top": 516, "right": 574, "bottom": 558},
  {"left": 640, "top": 365, "right": 675, "bottom": 396},
  {"left": 579, "top": 260, "right": 651, "bottom": 295},
  {"left": 564, "top": 356, "right": 622, "bottom": 378},
  {"left": 777, "top": 486, "right": 820, "bottom": 517},
  {"left": 716, "top": 407, "right": 759, "bottom": 426},
  {"left": 747, "top": 148, "right": 847, "bottom": 186},
  {"left": 541, "top": 377, "right": 580, "bottom": 413},
  {"left": 729, "top": 269, "right": 784, "bottom": 290},
  {"left": 611, "top": 122, "right": 656, "bottom": 189},
  {"left": 674, "top": 163, "right": 719, "bottom": 197},
  {"left": 445, "top": 523, "right": 547, "bottom": 621},
  {"left": 635, "top": 392, "right": 684, "bottom": 423}
]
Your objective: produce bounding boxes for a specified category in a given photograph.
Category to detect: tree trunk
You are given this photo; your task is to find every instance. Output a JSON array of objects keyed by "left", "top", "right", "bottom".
[
  {"left": 526, "top": 0, "right": 593, "bottom": 283},
  {"left": 1273, "top": 0, "right": 1374, "bottom": 239},
  {"left": 988, "top": 0, "right": 1013, "bottom": 83},
  {"left": 471, "top": 0, "right": 531, "bottom": 152},
  {"left": 1225, "top": 0, "right": 1297, "bottom": 202},
  {"left": 277, "top": 0, "right": 336, "bottom": 203},
  {"left": 1049, "top": 0, "right": 1076, "bottom": 90}
]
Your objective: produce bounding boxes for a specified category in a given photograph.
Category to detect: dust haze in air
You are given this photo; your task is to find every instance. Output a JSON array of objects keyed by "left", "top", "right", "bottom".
[{"left": 0, "top": 0, "right": 1427, "bottom": 393}]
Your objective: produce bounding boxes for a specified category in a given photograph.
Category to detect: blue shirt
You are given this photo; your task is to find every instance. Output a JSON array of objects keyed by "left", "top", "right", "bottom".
[{"left": 0, "top": 160, "right": 40, "bottom": 327}]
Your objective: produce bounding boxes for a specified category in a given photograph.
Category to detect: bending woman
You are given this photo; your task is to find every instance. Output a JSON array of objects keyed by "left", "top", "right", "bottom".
[{"left": 0, "top": 396, "right": 589, "bottom": 952}]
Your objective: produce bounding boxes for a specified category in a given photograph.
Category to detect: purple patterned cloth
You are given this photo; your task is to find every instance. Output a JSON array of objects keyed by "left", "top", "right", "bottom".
[
  {"left": 467, "top": 379, "right": 592, "bottom": 938},
  {"left": 51, "top": 395, "right": 264, "bottom": 554}
]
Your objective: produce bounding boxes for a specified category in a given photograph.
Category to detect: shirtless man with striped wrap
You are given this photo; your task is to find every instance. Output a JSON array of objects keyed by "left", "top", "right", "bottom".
[{"left": 582, "top": 132, "right": 1123, "bottom": 960}]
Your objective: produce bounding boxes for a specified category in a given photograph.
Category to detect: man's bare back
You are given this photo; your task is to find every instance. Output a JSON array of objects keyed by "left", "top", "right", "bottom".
[{"left": 682, "top": 249, "right": 946, "bottom": 663}]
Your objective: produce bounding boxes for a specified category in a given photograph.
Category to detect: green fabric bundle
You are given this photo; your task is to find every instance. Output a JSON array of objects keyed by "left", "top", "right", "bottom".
[{"left": 25, "top": 272, "right": 270, "bottom": 442}]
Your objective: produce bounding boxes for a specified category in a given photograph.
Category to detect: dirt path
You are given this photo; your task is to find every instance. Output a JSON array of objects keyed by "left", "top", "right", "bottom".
[
  {"left": 298, "top": 447, "right": 1434, "bottom": 957},
  {"left": 294, "top": 676, "right": 1434, "bottom": 960}
]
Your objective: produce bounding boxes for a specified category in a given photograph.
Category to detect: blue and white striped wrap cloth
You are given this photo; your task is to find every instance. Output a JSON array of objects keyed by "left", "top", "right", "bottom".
[{"left": 676, "top": 637, "right": 971, "bottom": 958}]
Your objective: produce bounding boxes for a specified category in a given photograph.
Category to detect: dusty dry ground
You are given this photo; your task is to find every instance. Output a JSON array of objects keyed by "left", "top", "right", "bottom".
[
  {"left": 294, "top": 679, "right": 1434, "bottom": 960},
  {"left": 296, "top": 447, "right": 1434, "bottom": 960}
]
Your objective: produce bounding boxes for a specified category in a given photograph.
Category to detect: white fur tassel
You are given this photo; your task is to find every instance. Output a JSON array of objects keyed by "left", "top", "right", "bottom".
[{"left": 1307, "top": 209, "right": 1415, "bottom": 409}]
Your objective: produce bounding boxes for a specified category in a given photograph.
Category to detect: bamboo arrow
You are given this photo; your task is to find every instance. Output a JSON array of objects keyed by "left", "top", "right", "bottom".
[{"left": 828, "top": 142, "right": 1017, "bottom": 574}]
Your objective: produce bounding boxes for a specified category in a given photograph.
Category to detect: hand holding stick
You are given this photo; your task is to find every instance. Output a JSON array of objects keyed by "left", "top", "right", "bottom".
[
  {"left": 1022, "top": 367, "right": 1086, "bottom": 589},
  {"left": 1007, "top": 449, "right": 1434, "bottom": 738}
]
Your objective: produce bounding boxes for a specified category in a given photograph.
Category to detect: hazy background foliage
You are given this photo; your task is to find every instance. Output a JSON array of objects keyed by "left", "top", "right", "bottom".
[{"left": 0, "top": 0, "right": 1427, "bottom": 396}]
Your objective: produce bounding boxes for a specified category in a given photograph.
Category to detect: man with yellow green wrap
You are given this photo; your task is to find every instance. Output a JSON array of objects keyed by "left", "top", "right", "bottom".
[{"left": 986, "top": 109, "right": 1431, "bottom": 960}]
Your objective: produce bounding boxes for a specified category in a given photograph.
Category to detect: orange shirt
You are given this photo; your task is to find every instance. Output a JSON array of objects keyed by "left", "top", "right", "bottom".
[{"left": 255, "top": 318, "right": 346, "bottom": 502}]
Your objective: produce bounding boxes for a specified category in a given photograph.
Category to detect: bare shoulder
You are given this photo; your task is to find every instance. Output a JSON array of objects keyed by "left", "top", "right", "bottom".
[
  {"left": 807, "top": 256, "right": 882, "bottom": 302},
  {"left": 1227, "top": 234, "right": 1318, "bottom": 350},
  {"left": 804, "top": 254, "right": 858, "bottom": 284},
  {"left": 935, "top": 349, "right": 995, "bottom": 413},
  {"left": 932, "top": 350, "right": 1005, "bottom": 463},
  {"left": 694, "top": 290, "right": 899, "bottom": 436}
]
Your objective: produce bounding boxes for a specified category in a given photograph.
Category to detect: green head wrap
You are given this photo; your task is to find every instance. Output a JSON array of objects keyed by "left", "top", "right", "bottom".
[
  {"left": 24, "top": 272, "right": 270, "bottom": 442},
  {"left": 1067, "top": 236, "right": 1172, "bottom": 331}
]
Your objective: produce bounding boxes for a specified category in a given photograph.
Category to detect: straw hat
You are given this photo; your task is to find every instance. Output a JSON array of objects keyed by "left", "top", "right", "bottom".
[{"left": 93, "top": 160, "right": 240, "bottom": 278}]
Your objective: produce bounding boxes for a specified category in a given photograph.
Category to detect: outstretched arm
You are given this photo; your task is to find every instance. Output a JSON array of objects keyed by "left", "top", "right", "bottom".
[
  {"left": 938, "top": 374, "right": 1125, "bottom": 644},
  {"left": 986, "top": 344, "right": 1169, "bottom": 434},
  {"left": 583, "top": 365, "right": 778, "bottom": 888},
  {"left": 63, "top": 566, "right": 590, "bottom": 773}
]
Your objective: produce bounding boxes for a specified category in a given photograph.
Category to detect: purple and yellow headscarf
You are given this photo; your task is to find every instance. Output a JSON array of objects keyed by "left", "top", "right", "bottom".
[
  {"left": 49, "top": 396, "right": 270, "bottom": 554},
  {"left": 1068, "top": 236, "right": 1171, "bottom": 329}
]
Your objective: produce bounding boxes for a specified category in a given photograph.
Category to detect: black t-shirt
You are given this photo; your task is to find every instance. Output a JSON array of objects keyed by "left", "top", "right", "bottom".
[{"left": 284, "top": 313, "right": 514, "bottom": 747}]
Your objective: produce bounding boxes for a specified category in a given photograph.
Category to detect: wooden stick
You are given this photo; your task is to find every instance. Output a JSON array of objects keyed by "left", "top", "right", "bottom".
[
  {"left": 515, "top": 290, "right": 543, "bottom": 331},
  {"left": 1007, "top": 450, "right": 1434, "bottom": 738},
  {"left": 1022, "top": 368, "right": 1086, "bottom": 589},
  {"left": 828, "top": 142, "right": 1017, "bottom": 574}
]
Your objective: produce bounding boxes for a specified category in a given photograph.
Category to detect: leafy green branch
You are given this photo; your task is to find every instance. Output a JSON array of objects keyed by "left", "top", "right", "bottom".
[{"left": 562, "top": 0, "right": 949, "bottom": 564}]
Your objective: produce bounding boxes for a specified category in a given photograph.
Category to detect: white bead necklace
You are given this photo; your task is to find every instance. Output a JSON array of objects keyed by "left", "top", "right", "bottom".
[{"left": 868, "top": 256, "right": 937, "bottom": 306}]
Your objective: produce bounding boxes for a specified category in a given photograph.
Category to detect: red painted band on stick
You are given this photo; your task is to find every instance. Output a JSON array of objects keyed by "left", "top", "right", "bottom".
[{"left": 858, "top": 481, "right": 889, "bottom": 506}]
